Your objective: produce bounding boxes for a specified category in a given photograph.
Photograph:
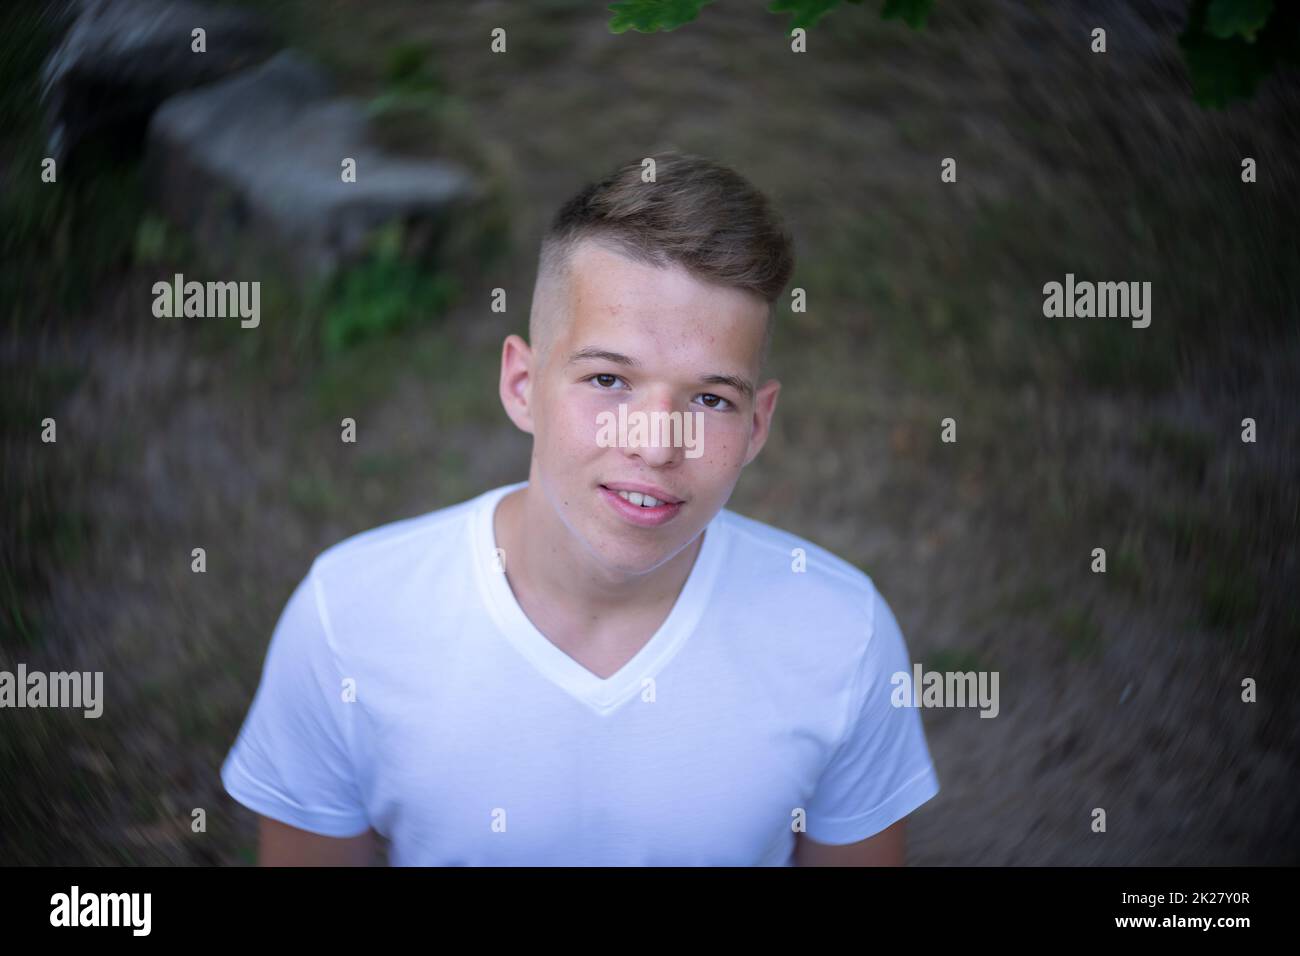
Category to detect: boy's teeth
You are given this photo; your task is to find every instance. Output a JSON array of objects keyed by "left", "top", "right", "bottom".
[{"left": 615, "top": 490, "right": 663, "bottom": 508}]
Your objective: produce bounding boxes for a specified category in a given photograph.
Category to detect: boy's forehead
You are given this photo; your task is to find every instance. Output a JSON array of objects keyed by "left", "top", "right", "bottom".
[
  {"left": 567, "top": 241, "right": 741, "bottom": 311},
  {"left": 559, "top": 241, "right": 768, "bottom": 365}
]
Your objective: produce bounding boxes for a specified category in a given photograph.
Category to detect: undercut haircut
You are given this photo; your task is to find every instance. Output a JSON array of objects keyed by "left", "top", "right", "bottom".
[{"left": 529, "top": 150, "right": 796, "bottom": 372}]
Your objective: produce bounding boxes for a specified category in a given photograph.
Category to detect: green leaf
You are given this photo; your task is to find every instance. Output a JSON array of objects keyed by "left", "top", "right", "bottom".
[
  {"left": 1180, "top": 23, "right": 1275, "bottom": 106},
  {"left": 767, "top": 0, "right": 845, "bottom": 34},
  {"left": 881, "top": 0, "right": 934, "bottom": 29},
  {"left": 607, "top": 0, "right": 714, "bottom": 33},
  {"left": 1205, "top": 0, "right": 1273, "bottom": 42}
]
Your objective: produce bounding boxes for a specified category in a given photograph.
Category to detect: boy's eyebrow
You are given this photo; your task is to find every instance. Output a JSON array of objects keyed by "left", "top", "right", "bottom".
[
  {"left": 568, "top": 346, "right": 754, "bottom": 401},
  {"left": 567, "top": 347, "right": 639, "bottom": 367},
  {"left": 701, "top": 373, "right": 754, "bottom": 401}
]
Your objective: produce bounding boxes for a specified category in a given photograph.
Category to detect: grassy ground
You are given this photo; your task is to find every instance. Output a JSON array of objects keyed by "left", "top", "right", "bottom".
[{"left": 2, "top": 0, "right": 1298, "bottom": 864}]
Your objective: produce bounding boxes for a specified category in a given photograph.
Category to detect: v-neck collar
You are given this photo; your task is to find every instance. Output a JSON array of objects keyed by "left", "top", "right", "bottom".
[{"left": 470, "top": 482, "right": 727, "bottom": 716}]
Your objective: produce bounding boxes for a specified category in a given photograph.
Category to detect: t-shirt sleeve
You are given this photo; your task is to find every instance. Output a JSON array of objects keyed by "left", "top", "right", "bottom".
[
  {"left": 219, "top": 564, "right": 371, "bottom": 837},
  {"left": 803, "top": 586, "right": 940, "bottom": 845}
]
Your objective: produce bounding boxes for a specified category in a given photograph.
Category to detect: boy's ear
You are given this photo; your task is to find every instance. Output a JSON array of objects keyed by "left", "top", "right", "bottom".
[
  {"left": 742, "top": 378, "right": 781, "bottom": 467},
  {"left": 499, "top": 334, "right": 535, "bottom": 435}
]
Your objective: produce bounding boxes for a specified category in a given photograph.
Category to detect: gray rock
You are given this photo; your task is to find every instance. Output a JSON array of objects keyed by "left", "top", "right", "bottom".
[
  {"left": 144, "top": 51, "right": 485, "bottom": 286},
  {"left": 41, "top": 0, "right": 277, "bottom": 163}
]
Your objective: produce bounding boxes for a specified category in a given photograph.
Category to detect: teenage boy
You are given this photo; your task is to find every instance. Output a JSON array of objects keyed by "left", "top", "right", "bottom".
[{"left": 221, "top": 150, "right": 940, "bottom": 866}]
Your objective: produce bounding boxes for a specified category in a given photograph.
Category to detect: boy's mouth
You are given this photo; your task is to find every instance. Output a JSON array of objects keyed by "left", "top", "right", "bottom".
[{"left": 598, "top": 483, "right": 684, "bottom": 527}]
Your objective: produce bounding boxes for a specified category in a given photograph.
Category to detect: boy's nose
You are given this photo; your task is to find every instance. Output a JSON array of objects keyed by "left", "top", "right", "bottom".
[{"left": 624, "top": 394, "right": 683, "bottom": 467}]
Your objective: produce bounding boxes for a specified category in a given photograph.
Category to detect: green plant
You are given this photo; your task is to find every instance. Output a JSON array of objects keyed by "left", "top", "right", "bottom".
[
  {"left": 1180, "top": 0, "right": 1300, "bottom": 107},
  {"left": 321, "top": 223, "right": 460, "bottom": 353},
  {"left": 368, "top": 41, "right": 445, "bottom": 119}
]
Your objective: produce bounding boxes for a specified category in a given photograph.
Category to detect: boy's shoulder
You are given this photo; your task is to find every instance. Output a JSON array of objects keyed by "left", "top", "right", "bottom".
[
  {"left": 713, "top": 505, "right": 885, "bottom": 622},
  {"left": 307, "top": 485, "right": 501, "bottom": 588}
]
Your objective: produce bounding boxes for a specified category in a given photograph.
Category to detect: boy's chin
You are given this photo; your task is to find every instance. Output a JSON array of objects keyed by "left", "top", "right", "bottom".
[{"left": 582, "top": 527, "right": 696, "bottom": 579}]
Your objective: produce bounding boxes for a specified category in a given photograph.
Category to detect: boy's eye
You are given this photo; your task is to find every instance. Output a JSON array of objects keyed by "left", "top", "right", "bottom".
[
  {"left": 697, "top": 393, "right": 732, "bottom": 411},
  {"left": 591, "top": 373, "right": 622, "bottom": 389}
]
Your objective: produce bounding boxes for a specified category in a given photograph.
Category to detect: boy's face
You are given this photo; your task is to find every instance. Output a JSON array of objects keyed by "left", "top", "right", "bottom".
[{"left": 500, "top": 240, "right": 780, "bottom": 577}]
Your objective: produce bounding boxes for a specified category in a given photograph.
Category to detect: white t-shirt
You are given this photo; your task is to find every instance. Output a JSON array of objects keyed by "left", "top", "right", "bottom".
[{"left": 221, "top": 481, "right": 940, "bottom": 865}]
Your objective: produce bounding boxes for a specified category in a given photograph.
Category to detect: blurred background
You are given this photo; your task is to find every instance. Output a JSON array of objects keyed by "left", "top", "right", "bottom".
[{"left": 1, "top": 0, "right": 1297, "bottom": 865}]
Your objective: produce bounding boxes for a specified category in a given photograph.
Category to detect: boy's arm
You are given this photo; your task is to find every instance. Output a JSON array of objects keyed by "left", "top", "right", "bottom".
[
  {"left": 794, "top": 817, "right": 906, "bottom": 866},
  {"left": 258, "top": 815, "right": 379, "bottom": 866},
  {"left": 796, "top": 588, "right": 938, "bottom": 861},
  {"left": 222, "top": 569, "right": 375, "bottom": 860}
]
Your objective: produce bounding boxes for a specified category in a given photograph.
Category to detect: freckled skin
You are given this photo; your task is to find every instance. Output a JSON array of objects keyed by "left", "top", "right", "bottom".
[{"left": 498, "top": 240, "right": 782, "bottom": 583}]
